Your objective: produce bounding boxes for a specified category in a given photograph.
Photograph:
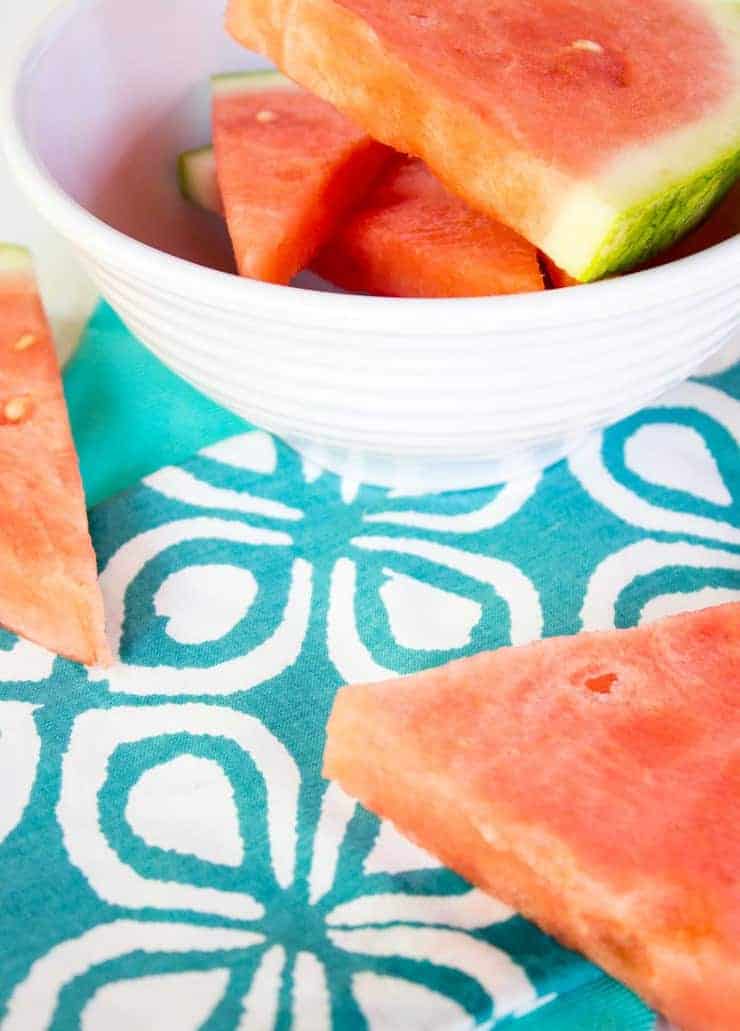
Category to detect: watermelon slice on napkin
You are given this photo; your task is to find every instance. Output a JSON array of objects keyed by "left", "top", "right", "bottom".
[
  {"left": 0, "top": 246, "right": 109, "bottom": 667},
  {"left": 324, "top": 602, "right": 740, "bottom": 1031}
]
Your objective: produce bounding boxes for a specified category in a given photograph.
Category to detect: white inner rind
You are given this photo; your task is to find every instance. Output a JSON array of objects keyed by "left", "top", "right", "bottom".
[
  {"left": 210, "top": 69, "right": 296, "bottom": 97},
  {"left": 0, "top": 245, "right": 33, "bottom": 275}
]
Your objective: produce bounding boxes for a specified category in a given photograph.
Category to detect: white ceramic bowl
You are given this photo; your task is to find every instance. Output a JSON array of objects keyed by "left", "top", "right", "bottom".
[{"left": 3, "top": 0, "right": 739, "bottom": 490}]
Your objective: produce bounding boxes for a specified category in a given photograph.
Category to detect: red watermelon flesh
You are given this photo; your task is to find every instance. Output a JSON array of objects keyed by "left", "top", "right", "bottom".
[
  {"left": 330, "top": 0, "right": 730, "bottom": 174},
  {"left": 179, "top": 144, "right": 543, "bottom": 296},
  {"left": 227, "top": 0, "right": 740, "bottom": 281},
  {"left": 324, "top": 603, "right": 740, "bottom": 1031},
  {"left": 0, "top": 247, "right": 110, "bottom": 667},
  {"left": 212, "top": 72, "right": 393, "bottom": 284},
  {"left": 312, "top": 157, "right": 544, "bottom": 297}
]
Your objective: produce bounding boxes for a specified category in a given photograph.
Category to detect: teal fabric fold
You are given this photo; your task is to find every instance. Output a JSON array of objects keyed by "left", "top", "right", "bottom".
[
  {"left": 2, "top": 302, "right": 737, "bottom": 1029},
  {"left": 64, "top": 304, "right": 245, "bottom": 508}
]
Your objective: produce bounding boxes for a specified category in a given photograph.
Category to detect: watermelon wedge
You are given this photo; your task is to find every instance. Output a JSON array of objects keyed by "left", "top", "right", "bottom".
[
  {"left": 179, "top": 145, "right": 543, "bottom": 296},
  {"left": 0, "top": 247, "right": 110, "bottom": 666},
  {"left": 324, "top": 603, "right": 740, "bottom": 1031},
  {"left": 312, "top": 158, "right": 544, "bottom": 297},
  {"left": 212, "top": 71, "right": 392, "bottom": 284},
  {"left": 227, "top": 0, "right": 740, "bottom": 282}
]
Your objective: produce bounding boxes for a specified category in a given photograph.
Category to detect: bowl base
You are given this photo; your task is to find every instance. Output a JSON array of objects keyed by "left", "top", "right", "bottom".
[{"left": 282, "top": 433, "right": 594, "bottom": 492}]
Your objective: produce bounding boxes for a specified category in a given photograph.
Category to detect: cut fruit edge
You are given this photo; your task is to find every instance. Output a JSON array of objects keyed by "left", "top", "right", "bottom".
[{"left": 0, "top": 243, "right": 111, "bottom": 667}]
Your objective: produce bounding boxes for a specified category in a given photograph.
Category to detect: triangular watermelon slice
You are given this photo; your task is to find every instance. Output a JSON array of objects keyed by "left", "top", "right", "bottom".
[
  {"left": 180, "top": 142, "right": 543, "bottom": 296},
  {"left": 227, "top": 0, "right": 740, "bottom": 281},
  {"left": 212, "top": 71, "right": 392, "bottom": 284},
  {"left": 324, "top": 603, "right": 740, "bottom": 1031},
  {"left": 0, "top": 246, "right": 110, "bottom": 667},
  {"left": 312, "top": 157, "right": 543, "bottom": 296}
]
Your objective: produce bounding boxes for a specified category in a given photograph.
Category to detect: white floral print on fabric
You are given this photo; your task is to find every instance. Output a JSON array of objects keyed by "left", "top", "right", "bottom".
[
  {"left": 0, "top": 701, "right": 41, "bottom": 846},
  {"left": 570, "top": 381, "right": 739, "bottom": 545},
  {"left": 93, "top": 431, "right": 543, "bottom": 693},
  {"left": 13, "top": 709, "right": 540, "bottom": 1029},
  {"left": 4, "top": 923, "right": 264, "bottom": 1031},
  {"left": 0, "top": 357, "right": 737, "bottom": 1030},
  {"left": 90, "top": 515, "right": 313, "bottom": 695},
  {"left": 582, "top": 540, "right": 740, "bottom": 631},
  {"left": 572, "top": 376, "right": 740, "bottom": 630}
]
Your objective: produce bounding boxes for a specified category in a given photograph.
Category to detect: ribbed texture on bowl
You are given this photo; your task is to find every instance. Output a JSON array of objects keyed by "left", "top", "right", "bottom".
[{"left": 88, "top": 255, "right": 737, "bottom": 489}]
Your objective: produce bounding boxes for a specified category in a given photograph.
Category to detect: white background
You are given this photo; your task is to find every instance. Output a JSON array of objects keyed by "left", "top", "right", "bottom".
[{"left": 1, "top": 0, "right": 97, "bottom": 361}]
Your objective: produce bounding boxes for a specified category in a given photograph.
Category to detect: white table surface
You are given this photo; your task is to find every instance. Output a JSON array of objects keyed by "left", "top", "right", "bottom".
[{"left": 0, "top": 4, "right": 699, "bottom": 1029}]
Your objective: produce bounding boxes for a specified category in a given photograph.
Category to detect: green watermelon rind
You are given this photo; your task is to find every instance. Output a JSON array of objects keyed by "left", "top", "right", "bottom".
[
  {"left": 541, "top": 0, "right": 740, "bottom": 279},
  {"left": 178, "top": 146, "right": 220, "bottom": 214},
  {"left": 0, "top": 245, "right": 33, "bottom": 275},
  {"left": 211, "top": 68, "right": 295, "bottom": 97},
  {"left": 579, "top": 147, "right": 740, "bottom": 281}
]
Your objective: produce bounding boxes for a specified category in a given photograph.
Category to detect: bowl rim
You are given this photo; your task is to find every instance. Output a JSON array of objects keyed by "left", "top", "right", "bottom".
[{"left": 2, "top": 0, "right": 739, "bottom": 335}]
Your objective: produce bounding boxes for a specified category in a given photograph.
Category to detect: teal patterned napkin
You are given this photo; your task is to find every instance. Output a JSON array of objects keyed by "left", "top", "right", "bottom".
[{"left": 1, "top": 305, "right": 738, "bottom": 1030}]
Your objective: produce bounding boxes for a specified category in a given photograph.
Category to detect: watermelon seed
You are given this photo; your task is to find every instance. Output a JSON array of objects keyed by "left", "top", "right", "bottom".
[
  {"left": 584, "top": 672, "right": 618, "bottom": 694},
  {"left": 13, "top": 333, "right": 36, "bottom": 352},
  {"left": 571, "top": 40, "right": 604, "bottom": 54},
  {"left": 256, "top": 109, "right": 277, "bottom": 124},
  {"left": 3, "top": 396, "right": 32, "bottom": 423}
]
